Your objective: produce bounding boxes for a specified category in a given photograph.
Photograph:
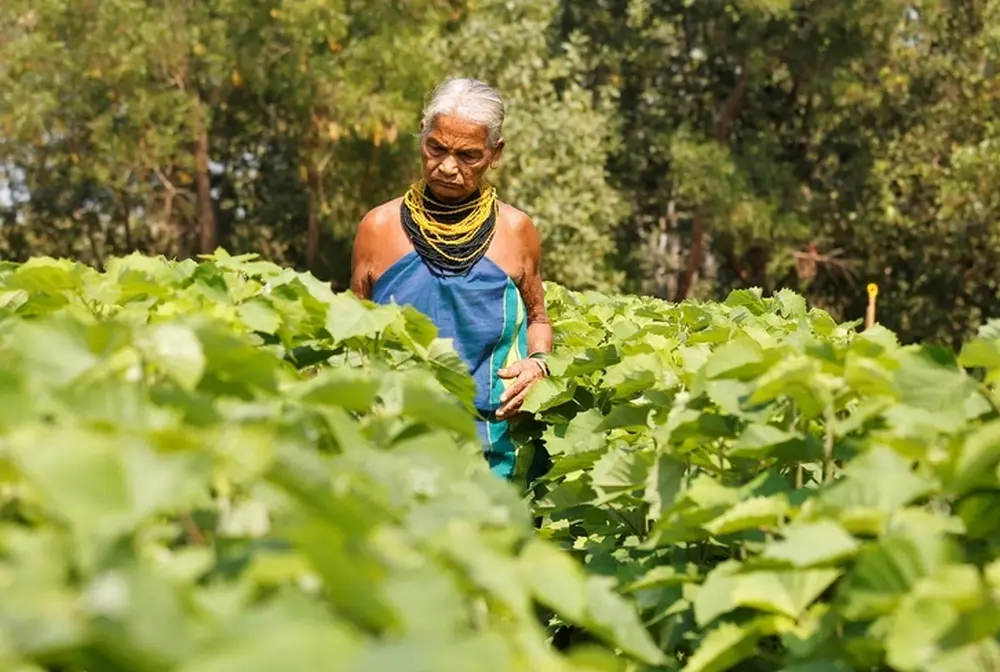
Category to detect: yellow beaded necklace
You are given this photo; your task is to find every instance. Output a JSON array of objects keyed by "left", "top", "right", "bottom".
[{"left": 401, "top": 181, "right": 498, "bottom": 273}]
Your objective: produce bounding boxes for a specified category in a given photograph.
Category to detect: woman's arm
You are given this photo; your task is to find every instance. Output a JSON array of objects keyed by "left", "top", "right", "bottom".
[{"left": 497, "top": 214, "right": 552, "bottom": 418}]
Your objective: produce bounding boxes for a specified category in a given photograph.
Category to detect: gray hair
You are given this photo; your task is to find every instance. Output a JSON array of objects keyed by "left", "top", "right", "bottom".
[{"left": 420, "top": 78, "right": 506, "bottom": 148}]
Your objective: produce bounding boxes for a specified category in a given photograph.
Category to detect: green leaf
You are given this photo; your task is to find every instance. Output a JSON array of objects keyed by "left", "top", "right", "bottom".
[
  {"left": 325, "top": 292, "right": 398, "bottom": 344},
  {"left": 521, "top": 376, "right": 575, "bottom": 413},
  {"left": 644, "top": 454, "right": 686, "bottom": 522},
  {"left": 681, "top": 620, "right": 765, "bottom": 672},
  {"left": 814, "top": 446, "right": 935, "bottom": 532},
  {"left": 884, "top": 565, "right": 985, "bottom": 671},
  {"left": 945, "top": 419, "right": 1000, "bottom": 494},
  {"left": 924, "top": 639, "right": 1000, "bottom": 672},
  {"left": 584, "top": 576, "right": 667, "bottom": 666},
  {"left": 237, "top": 298, "right": 282, "bottom": 334},
  {"left": 841, "top": 530, "right": 958, "bottom": 620},
  {"left": 602, "top": 353, "right": 665, "bottom": 398},
  {"left": 591, "top": 447, "right": 654, "bottom": 490},
  {"left": 749, "top": 356, "right": 830, "bottom": 419},
  {"left": 762, "top": 521, "right": 859, "bottom": 567},
  {"left": 397, "top": 372, "right": 476, "bottom": 437},
  {"left": 180, "top": 621, "right": 361, "bottom": 672},
  {"left": 519, "top": 539, "right": 587, "bottom": 623},
  {"left": 694, "top": 562, "right": 840, "bottom": 625},
  {"left": 894, "top": 349, "right": 978, "bottom": 412},
  {"left": 703, "top": 336, "right": 766, "bottom": 379},
  {"left": 4, "top": 257, "right": 83, "bottom": 294},
  {"left": 142, "top": 323, "right": 206, "bottom": 391},
  {"left": 294, "top": 368, "right": 379, "bottom": 412},
  {"left": 84, "top": 567, "right": 204, "bottom": 665},
  {"left": 958, "top": 339, "right": 1000, "bottom": 382},
  {"left": 728, "top": 423, "right": 799, "bottom": 458},
  {"left": 11, "top": 319, "right": 101, "bottom": 387},
  {"left": 542, "top": 409, "right": 605, "bottom": 456},
  {"left": 774, "top": 289, "right": 807, "bottom": 318},
  {"left": 780, "top": 663, "right": 853, "bottom": 672},
  {"left": 703, "top": 496, "right": 788, "bottom": 536}
]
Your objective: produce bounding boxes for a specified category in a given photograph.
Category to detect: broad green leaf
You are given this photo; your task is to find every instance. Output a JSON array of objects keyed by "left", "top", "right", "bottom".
[
  {"left": 11, "top": 319, "right": 101, "bottom": 387},
  {"left": 325, "top": 293, "right": 398, "bottom": 343},
  {"left": 923, "top": 639, "right": 1000, "bottom": 672},
  {"left": 774, "top": 289, "right": 807, "bottom": 318},
  {"left": 728, "top": 423, "right": 799, "bottom": 458},
  {"left": 142, "top": 322, "right": 206, "bottom": 390},
  {"left": 694, "top": 562, "right": 840, "bottom": 625},
  {"left": 894, "top": 349, "right": 978, "bottom": 412},
  {"left": 4, "top": 257, "right": 82, "bottom": 294},
  {"left": 398, "top": 372, "right": 476, "bottom": 437},
  {"left": 814, "top": 446, "right": 935, "bottom": 532},
  {"left": 519, "top": 538, "right": 587, "bottom": 623},
  {"left": 584, "top": 576, "right": 667, "bottom": 666},
  {"left": 602, "top": 353, "right": 665, "bottom": 398},
  {"left": 294, "top": 368, "right": 379, "bottom": 412},
  {"left": 644, "top": 454, "right": 686, "bottom": 522},
  {"left": 12, "top": 427, "right": 131, "bottom": 533},
  {"left": 681, "top": 619, "right": 765, "bottom": 672},
  {"left": 884, "top": 565, "right": 985, "bottom": 671},
  {"left": 703, "top": 336, "right": 766, "bottom": 379},
  {"left": 703, "top": 496, "right": 788, "bottom": 536},
  {"left": 958, "top": 338, "right": 1000, "bottom": 382},
  {"left": 624, "top": 564, "right": 701, "bottom": 592},
  {"left": 180, "top": 622, "right": 361, "bottom": 672},
  {"left": 521, "top": 376, "right": 576, "bottom": 413},
  {"left": 749, "top": 356, "right": 831, "bottom": 419},
  {"left": 542, "top": 409, "right": 605, "bottom": 456},
  {"left": 591, "top": 447, "right": 654, "bottom": 490},
  {"left": 841, "top": 530, "right": 958, "bottom": 620},
  {"left": 945, "top": 419, "right": 1000, "bottom": 494},
  {"left": 83, "top": 567, "right": 204, "bottom": 665},
  {"left": 237, "top": 298, "right": 282, "bottom": 334},
  {"left": 762, "top": 521, "right": 859, "bottom": 567}
]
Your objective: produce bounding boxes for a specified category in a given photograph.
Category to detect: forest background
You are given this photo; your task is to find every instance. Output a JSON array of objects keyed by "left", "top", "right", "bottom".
[{"left": 2, "top": 0, "right": 999, "bottom": 348}]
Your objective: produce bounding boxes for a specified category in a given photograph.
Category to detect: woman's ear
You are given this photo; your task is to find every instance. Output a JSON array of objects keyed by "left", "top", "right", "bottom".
[{"left": 490, "top": 137, "right": 506, "bottom": 168}]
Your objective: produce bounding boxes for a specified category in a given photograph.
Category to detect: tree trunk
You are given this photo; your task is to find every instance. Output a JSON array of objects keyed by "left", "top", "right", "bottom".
[
  {"left": 675, "top": 67, "right": 750, "bottom": 301},
  {"left": 306, "top": 160, "right": 320, "bottom": 271},
  {"left": 192, "top": 95, "right": 216, "bottom": 255},
  {"left": 675, "top": 212, "right": 705, "bottom": 302}
]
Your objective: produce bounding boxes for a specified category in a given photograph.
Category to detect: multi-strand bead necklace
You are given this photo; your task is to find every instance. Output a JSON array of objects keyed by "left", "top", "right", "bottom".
[{"left": 400, "top": 181, "right": 498, "bottom": 275}]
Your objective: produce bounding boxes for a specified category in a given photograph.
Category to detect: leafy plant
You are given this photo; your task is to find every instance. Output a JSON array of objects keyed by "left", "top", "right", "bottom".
[
  {"left": 522, "top": 283, "right": 1000, "bottom": 671},
  {"left": 7, "top": 252, "right": 1000, "bottom": 671},
  {"left": 0, "top": 252, "right": 661, "bottom": 672}
]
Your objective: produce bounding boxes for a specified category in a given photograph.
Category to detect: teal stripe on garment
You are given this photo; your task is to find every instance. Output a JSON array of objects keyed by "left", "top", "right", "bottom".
[
  {"left": 489, "top": 279, "right": 528, "bottom": 410},
  {"left": 485, "top": 278, "right": 528, "bottom": 479}
]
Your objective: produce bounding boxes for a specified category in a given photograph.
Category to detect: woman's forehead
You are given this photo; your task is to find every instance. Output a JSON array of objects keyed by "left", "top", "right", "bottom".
[{"left": 426, "top": 114, "right": 490, "bottom": 148}]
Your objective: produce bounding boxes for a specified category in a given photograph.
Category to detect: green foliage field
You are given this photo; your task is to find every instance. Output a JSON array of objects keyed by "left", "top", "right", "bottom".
[
  {"left": 4, "top": 253, "right": 1000, "bottom": 671},
  {"left": 0, "top": 252, "right": 658, "bottom": 672}
]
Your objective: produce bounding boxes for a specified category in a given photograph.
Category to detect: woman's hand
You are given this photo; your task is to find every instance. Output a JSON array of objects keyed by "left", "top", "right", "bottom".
[{"left": 496, "top": 357, "right": 548, "bottom": 419}]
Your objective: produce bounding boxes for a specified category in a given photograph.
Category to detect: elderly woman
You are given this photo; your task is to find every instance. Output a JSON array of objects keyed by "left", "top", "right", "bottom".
[{"left": 350, "top": 78, "right": 553, "bottom": 481}]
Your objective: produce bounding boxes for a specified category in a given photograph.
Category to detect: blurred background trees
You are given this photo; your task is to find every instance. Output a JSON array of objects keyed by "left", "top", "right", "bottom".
[{"left": 2, "top": 0, "right": 999, "bottom": 346}]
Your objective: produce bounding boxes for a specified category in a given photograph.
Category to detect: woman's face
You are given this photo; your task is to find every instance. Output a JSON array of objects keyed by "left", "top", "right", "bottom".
[{"left": 420, "top": 114, "right": 504, "bottom": 202}]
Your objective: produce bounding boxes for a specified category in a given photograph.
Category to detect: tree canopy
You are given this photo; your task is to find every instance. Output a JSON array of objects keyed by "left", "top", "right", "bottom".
[{"left": 2, "top": 0, "right": 999, "bottom": 344}]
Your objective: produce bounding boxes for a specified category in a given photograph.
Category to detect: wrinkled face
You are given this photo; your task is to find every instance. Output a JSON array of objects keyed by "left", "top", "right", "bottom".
[{"left": 420, "top": 114, "right": 504, "bottom": 202}]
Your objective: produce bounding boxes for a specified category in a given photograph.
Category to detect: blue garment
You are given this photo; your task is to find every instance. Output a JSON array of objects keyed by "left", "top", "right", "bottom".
[{"left": 372, "top": 250, "right": 529, "bottom": 479}]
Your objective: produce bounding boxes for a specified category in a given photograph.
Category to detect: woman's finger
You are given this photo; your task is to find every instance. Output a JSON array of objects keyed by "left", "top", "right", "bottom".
[{"left": 497, "top": 381, "right": 533, "bottom": 418}]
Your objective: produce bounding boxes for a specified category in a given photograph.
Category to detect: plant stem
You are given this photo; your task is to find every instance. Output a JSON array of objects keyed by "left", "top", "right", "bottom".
[{"left": 823, "top": 405, "right": 835, "bottom": 483}]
